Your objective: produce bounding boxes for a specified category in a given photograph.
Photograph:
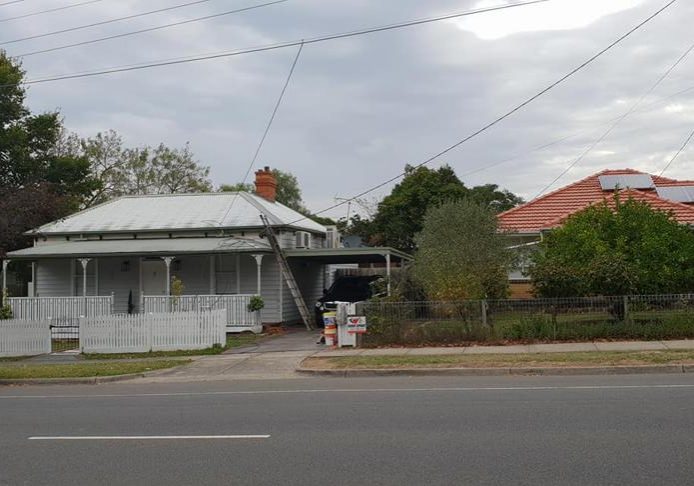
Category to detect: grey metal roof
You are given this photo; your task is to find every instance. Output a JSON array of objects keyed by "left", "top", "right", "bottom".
[
  {"left": 30, "top": 192, "right": 326, "bottom": 235},
  {"left": 598, "top": 174, "right": 654, "bottom": 191},
  {"left": 7, "top": 237, "right": 271, "bottom": 259},
  {"left": 656, "top": 186, "right": 694, "bottom": 203}
]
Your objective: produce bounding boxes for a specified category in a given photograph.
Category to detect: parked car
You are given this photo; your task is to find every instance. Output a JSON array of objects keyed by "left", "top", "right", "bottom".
[{"left": 315, "top": 275, "right": 382, "bottom": 326}]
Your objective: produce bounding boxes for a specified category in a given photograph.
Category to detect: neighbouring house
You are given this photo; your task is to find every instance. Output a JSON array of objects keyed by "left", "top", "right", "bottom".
[
  {"left": 3, "top": 167, "right": 411, "bottom": 326},
  {"left": 498, "top": 168, "right": 694, "bottom": 298}
]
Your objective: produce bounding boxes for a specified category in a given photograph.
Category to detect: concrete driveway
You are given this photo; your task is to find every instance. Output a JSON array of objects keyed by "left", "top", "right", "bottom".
[{"left": 139, "top": 329, "right": 324, "bottom": 383}]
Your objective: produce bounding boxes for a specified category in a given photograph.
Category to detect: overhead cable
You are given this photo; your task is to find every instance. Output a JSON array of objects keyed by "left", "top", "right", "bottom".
[
  {"left": 284, "top": 0, "right": 679, "bottom": 224},
  {"left": 2, "top": 0, "right": 548, "bottom": 87}
]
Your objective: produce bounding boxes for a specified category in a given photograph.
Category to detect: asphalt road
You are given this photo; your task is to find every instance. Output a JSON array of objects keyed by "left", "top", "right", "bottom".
[{"left": 1, "top": 374, "right": 694, "bottom": 485}]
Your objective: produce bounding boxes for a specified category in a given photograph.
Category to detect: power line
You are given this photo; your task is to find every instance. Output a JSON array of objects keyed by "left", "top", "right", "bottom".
[
  {"left": 285, "top": 0, "right": 678, "bottom": 224},
  {"left": 0, "top": 0, "right": 107, "bottom": 24},
  {"left": 0, "top": 0, "right": 24, "bottom": 7},
  {"left": 2, "top": 0, "right": 548, "bottom": 87},
  {"left": 0, "top": 0, "right": 222, "bottom": 46},
  {"left": 15, "top": 0, "right": 289, "bottom": 58},
  {"left": 659, "top": 127, "right": 694, "bottom": 176},
  {"left": 219, "top": 42, "right": 305, "bottom": 226},
  {"left": 534, "top": 33, "right": 694, "bottom": 198}
]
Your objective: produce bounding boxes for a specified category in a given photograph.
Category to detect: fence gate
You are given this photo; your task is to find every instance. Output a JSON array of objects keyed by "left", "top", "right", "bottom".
[{"left": 50, "top": 317, "right": 80, "bottom": 352}]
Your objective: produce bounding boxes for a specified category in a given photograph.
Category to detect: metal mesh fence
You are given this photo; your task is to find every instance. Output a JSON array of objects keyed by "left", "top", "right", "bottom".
[{"left": 360, "top": 294, "right": 694, "bottom": 346}]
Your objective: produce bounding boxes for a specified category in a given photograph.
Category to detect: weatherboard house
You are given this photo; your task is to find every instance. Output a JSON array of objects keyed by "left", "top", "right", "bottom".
[
  {"left": 498, "top": 168, "right": 694, "bottom": 298},
  {"left": 4, "top": 167, "right": 410, "bottom": 327}
]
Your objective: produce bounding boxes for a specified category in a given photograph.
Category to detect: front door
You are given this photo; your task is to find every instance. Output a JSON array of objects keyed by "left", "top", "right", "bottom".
[{"left": 142, "top": 259, "right": 167, "bottom": 296}]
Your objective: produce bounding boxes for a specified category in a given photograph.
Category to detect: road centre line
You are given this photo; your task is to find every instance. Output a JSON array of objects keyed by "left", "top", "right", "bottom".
[
  {"left": 3, "top": 383, "right": 694, "bottom": 400},
  {"left": 28, "top": 435, "right": 270, "bottom": 441}
]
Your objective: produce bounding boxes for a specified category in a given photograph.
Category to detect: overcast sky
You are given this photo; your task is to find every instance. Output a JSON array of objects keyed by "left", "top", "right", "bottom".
[{"left": 3, "top": 0, "right": 693, "bottom": 219}]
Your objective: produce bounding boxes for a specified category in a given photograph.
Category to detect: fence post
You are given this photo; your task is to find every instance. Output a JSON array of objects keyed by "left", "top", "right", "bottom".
[
  {"left": 481, "top": 300, "right": 488, "bottom": 327},
  {"left": 623, "top": 295, "right": 630, "bottom": 323}
]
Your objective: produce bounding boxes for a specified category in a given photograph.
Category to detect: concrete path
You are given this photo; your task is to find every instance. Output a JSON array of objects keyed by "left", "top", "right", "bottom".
[
  {"left": 315, "top": 339, "right": 694, "bottom": 357},
  {"left": 139, "top": 329, "right": 324, "bottom": 383}
]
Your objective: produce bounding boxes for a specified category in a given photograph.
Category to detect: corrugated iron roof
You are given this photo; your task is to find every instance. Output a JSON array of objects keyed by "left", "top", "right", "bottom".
[
  {"left": 29, "top": 192, "right": 326, "bottom": 235},
  {"left": 7, "top": 237, "right": 271, "bottom": 259},
  {"left": 498, "top": 169, "right": 694, "bottom": 233}
]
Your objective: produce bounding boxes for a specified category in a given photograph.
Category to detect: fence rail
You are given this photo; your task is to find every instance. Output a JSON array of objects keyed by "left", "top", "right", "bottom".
[
  {"left": 360, "top": 294, "right": 694, "bottom": 345},
  {"left": 0, "top": 319, "right": 51, "bottom": 357},
  {"left": 7, "top": 295, "right": 114, "bottom": 321},
  {"left": 80, "top": 310, "right": 226, "bottom": 354},
  {"left": 142, "top": 295, "right": 260, "bottom": 332}
]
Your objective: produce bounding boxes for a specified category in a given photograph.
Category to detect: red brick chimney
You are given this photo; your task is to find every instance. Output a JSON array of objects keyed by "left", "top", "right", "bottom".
[{"left": 254, "top": 166, "right": 277, "bottom": 202}]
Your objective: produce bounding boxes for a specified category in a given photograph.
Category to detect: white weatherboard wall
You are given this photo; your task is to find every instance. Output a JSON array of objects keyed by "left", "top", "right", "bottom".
[
  {"left": 80, "top": 310, "right": 226, "bottom": 353},
  {"left": 35, "top": 259, "right": 72, "bottom": 297},
  {"left": 0, "top": 320, "right": 51, "bottom": 357}
]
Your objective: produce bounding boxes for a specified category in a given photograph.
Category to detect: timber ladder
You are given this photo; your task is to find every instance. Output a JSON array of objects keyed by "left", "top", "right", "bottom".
[{"left": 259, "top": 215, "right": 314, "bottom": 330}]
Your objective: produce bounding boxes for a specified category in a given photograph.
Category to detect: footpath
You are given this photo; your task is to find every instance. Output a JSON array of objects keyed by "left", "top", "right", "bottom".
[{"left": 299, "top": 339, "right": 694, "bottom": 377}]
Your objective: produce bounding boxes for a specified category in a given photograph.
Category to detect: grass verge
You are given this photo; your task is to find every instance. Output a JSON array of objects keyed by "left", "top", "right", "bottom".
[
  {"left": 302, "top": 350, "right": 694, "bottom": 370},
  {"left": 84, "top": 333, "right": 265, "bottom": 360},
  {"left": 0, "top": 359, "right": 190, "bottom": 380}
]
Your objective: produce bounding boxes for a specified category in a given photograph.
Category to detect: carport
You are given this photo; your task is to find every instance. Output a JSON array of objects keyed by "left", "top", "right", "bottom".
[{"left": 284, "top": 247, "right": 413, "bottom": 295}]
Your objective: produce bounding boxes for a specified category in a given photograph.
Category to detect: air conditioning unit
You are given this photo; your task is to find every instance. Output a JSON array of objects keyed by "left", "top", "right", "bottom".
[
  {"left": 325, "top": 226, "right": 340, "bottom": 249},
  {"left": 295, "top": 231, "right": 312, "bottom": 249}
]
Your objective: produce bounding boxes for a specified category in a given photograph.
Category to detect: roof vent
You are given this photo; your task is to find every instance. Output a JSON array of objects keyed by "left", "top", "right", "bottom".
[{"left": 598, "top": 174, "right": 654, "bottom": 191}]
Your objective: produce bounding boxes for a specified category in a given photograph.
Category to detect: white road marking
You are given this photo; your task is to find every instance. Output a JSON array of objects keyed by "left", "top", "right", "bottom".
[
  {"left": 3, "top": 383, "right": 694, "bottom": 400},
  {"left": 28, "top": 435, "right": 270, "bottom": 440}
]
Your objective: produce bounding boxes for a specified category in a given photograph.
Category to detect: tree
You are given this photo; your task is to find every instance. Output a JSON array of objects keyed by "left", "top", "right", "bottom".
[
  {"left": 413, "top": 200, "right": 512, "bottom": 300},
  {"left": 345, "top": 164, "right": 523, "bottom": 252},
  {"left": 0, "top": 51, "right": 94, "bottom": 256},
  {"left": 67, "top": 131, "right": 212, "bottom": 206},
  {"left": 530, "top": 196, "right": 694, "bottom": 297}
]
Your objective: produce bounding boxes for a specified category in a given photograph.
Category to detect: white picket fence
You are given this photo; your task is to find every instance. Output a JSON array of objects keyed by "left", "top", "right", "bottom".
[
  {"left": 142, "top": 295, "right": 261, "bottom": 333},
  {"left": 80, "top": 310, "right": 226, "bottom": 354},
  {"left": 0, "top": 320, "right": 51, "bottom": 357},
  {"left": 8, "top": 296, "right": 114, "bottom": 320}
]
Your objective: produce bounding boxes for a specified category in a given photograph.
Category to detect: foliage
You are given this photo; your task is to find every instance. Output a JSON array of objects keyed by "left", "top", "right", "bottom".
[
  {"left": 248, "top": 295, "right": 265, "bottom": 312},
  {"left": 342, "top": 165, "right": 522, "bottom": 252},
  {"left": 413, "top": 200, "right": 512, "bottom": 300},
  {"left": 170, "top": 275, "right": 184, "bottom": 297},
  {"left": 0, "top": 51, "right": 94, "bottom": 256},
  {"left": 530, "top": 196, "right": 694, "bottom": 297},
  {"left": 66, "top": 131, "right": 212, "bottom": 206}
]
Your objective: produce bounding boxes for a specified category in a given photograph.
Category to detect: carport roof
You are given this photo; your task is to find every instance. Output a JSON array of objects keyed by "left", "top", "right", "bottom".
[
  {"left": 285, "top": 247, "right": 412, "bottom": 264},
  {"left": 6, "top": 237, "right": 271, "bottom": 259}
]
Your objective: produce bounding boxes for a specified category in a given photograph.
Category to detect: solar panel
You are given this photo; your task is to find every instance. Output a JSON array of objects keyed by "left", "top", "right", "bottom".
[
  {"left": 598, "top": 174, "right": 654, "bottom": 191},
  {"left": 656, "top": 186, "right": 694, "bottom": 203}
]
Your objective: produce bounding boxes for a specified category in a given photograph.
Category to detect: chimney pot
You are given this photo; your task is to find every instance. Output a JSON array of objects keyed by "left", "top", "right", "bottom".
[{"left": 255, "top": 167, "right": 277, "bottom": 202}]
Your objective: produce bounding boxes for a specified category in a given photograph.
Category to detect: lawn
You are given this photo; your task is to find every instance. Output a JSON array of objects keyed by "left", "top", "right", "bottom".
[
  {"left": 0, "top": 359, "right": 190, "bottom": 379},
  {"left": 303, "top": 350, "right": 694, "bottom": 370}
]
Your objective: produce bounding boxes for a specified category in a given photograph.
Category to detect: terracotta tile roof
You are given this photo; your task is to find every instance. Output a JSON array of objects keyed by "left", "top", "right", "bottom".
[{"left": 498, "top": 169, "right": 694, "bottom": 233}]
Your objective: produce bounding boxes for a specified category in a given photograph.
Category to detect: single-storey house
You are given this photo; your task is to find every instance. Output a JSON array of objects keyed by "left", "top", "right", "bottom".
[
  {"left": 498, "top": 168, "right": 694, "bottom": 298},
  {"left": 3, "top": 167, "right": 411, "bottom": 326}
]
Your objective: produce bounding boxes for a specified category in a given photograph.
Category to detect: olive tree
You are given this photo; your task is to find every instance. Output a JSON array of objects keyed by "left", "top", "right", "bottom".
[{"left": 413, "top": 200, "right": 513, "bottom": 300}]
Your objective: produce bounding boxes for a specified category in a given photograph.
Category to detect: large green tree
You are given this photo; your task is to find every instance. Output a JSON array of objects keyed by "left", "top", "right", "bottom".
[
  {"left": 343, "top": 164, "right": 522, "bottom": 252},
  {"left": 530, "top": 196, "right": 694, "bottom": 297},
  {"left": 0, "top": 51, "right": 94, "bottom": 256},
  {"left": 413, "top": 200, "right": 512, "bottom": 300}
]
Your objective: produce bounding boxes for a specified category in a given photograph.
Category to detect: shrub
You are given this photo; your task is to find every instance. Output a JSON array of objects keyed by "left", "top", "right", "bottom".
[{"left": 248, "top": 295, "right": 265, "bottom": 312}]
